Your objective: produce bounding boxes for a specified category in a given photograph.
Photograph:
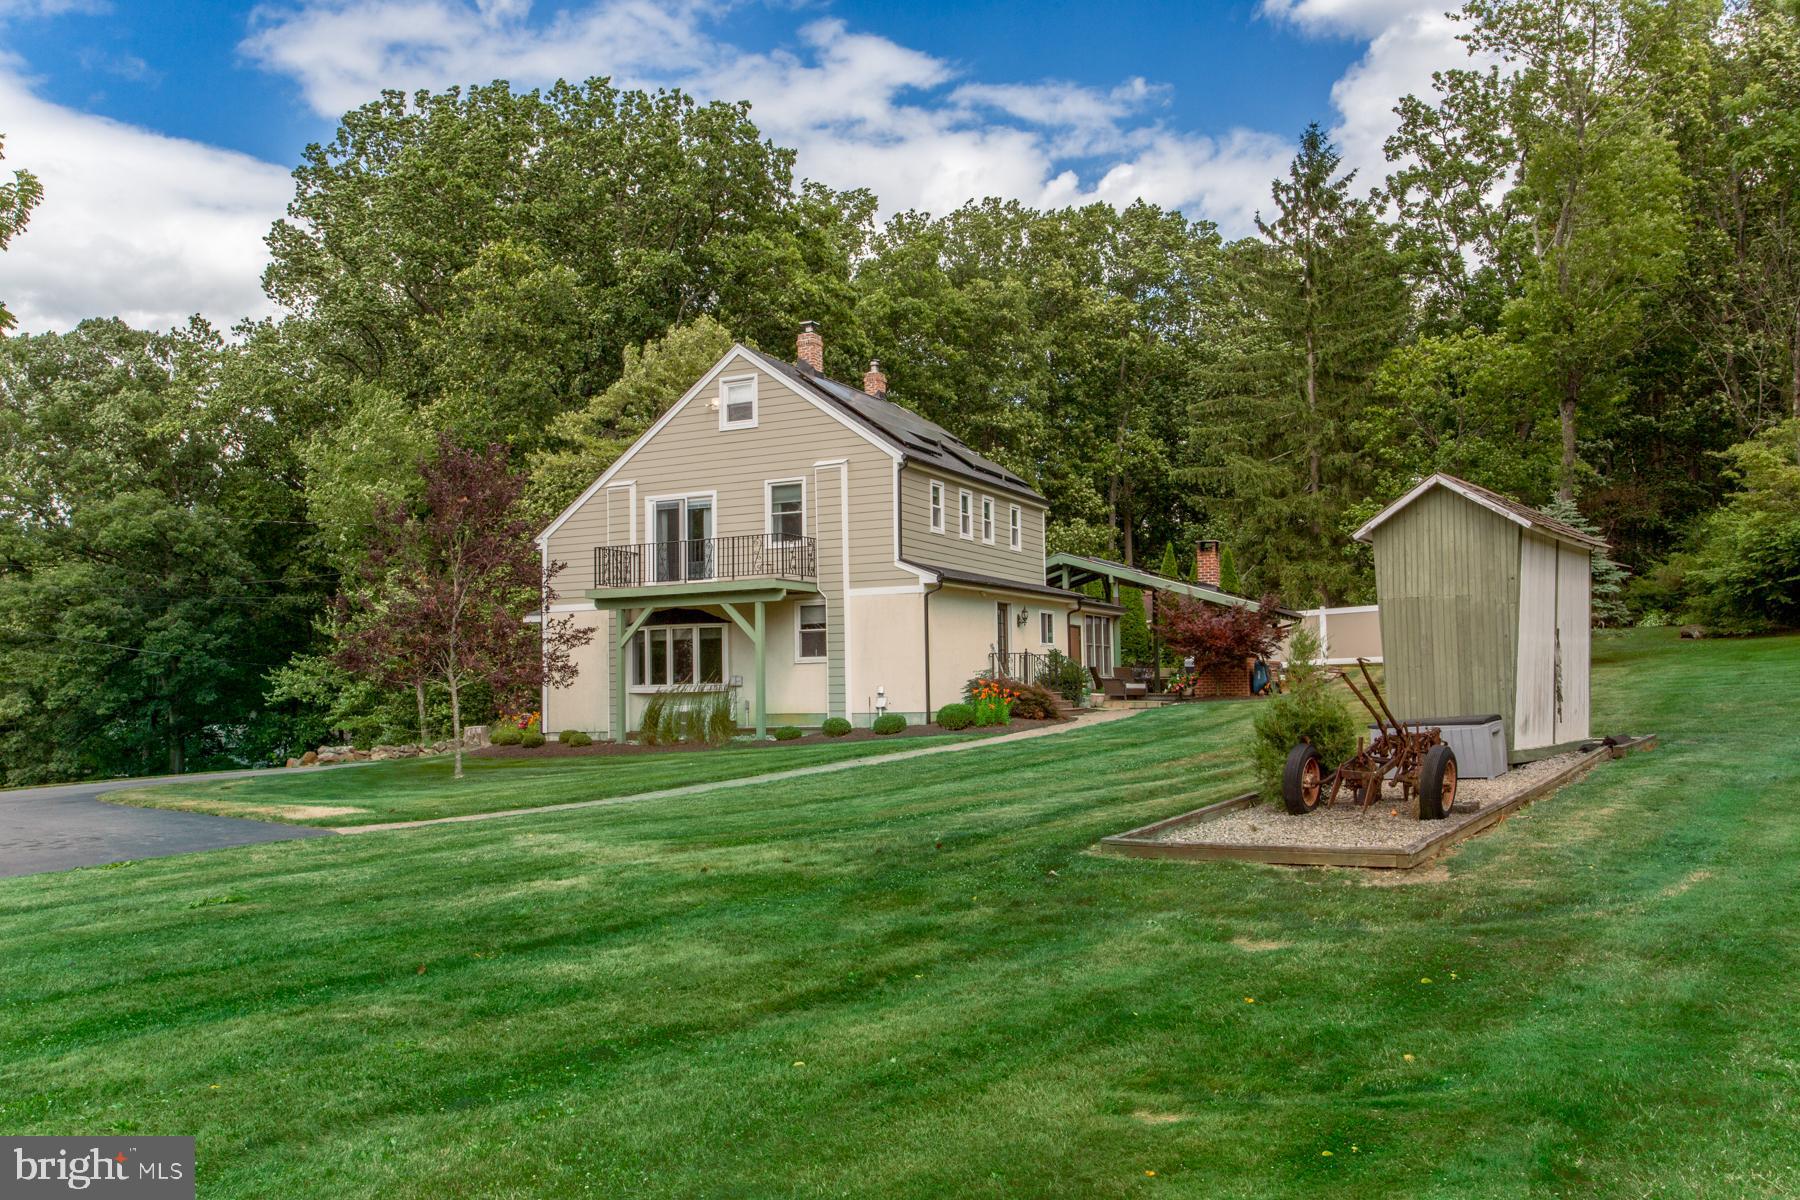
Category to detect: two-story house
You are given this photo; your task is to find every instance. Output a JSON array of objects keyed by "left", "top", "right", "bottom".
[{"left": 535, "top": 323, "right": 1122, "bottom": 738}]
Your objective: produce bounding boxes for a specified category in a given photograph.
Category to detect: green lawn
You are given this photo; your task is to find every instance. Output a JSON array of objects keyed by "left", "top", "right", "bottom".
[
  {"left": 4, "top": 629, "right": 1798, "bottom": 1198},
  {"left": 107, "top": 734, "right": 976, "bottom": 827}
]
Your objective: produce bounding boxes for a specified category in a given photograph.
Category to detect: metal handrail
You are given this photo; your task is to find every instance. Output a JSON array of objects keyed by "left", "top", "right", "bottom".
[{"left": 594, "top": 534, "right": 817, "bottom": 589}]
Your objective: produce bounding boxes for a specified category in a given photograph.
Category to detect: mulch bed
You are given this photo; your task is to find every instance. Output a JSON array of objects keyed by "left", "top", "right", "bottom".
[{"left": 471, "top": 716, "right": 1065, "bottom": 759}]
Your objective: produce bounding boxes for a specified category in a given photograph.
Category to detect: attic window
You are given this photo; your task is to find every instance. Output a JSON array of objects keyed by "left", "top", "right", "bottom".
[{"left": 720, "top": 375, "right": 757, "bottom": 429}]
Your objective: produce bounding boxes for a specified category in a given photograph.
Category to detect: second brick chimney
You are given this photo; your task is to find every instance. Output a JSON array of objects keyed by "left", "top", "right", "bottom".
[
  {"left": 796, "top": 321, "right": 823, "bottom": 374},
  {"left": 1195, "top": 540, "right": 1221, "bottom": 588},
  {"left": 862, "top": 359, "right": 887, "bottom": 398}
]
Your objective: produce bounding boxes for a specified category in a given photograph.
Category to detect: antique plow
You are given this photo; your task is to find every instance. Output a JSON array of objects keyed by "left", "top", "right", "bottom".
[{"left": 1281, "top": 658, "right": 1459, "bottom": 820}]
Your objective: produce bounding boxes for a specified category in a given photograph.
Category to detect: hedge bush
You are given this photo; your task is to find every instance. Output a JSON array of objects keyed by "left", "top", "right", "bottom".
[
  {"left": 821, "top": 717, "right": 853, "bottom": 737},
  {"left": 1035, "top": 650, "right": 1091, "bottom": 705},
  {"left": 520, "top": 729, "right": 546, "bottom": 749},
  {"left": 488, "top": 724, "right": 523, "bottom": 746},
  {"left": 871, "top": 714, "right": 907, "bottom": 735},
  {"left": 935, "top": 702, "right": 975, "bottom": 730},
  {"left": 773, "top": 725, "right": 804, "bottom": 741},
  {"left": 558, "top": 729, "right": 593, "bottom": 747}
]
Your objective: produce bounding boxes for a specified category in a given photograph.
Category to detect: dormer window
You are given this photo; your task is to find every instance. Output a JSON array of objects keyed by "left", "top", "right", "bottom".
[{"left": 720, "top": 375, "right": 757, "bottom": 429}]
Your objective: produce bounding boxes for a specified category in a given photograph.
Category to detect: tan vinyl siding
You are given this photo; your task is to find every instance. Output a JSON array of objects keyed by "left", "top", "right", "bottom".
[
  {"left": 544, "top": 360, "right": 910, "bottom": 591},
  {"left": 899, "top": 464, "right": 1045, "bottom": 585},
  {"left": 1373, "top": 485, "right": 1521, "bottom": 741}
]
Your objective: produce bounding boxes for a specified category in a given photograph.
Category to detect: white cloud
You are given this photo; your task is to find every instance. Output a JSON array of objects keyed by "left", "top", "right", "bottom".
[
  {"left": 0, "top": 65, "right": 291, "bottom": 333},
  {"left": 1262, "top": 0, "right": 1475, "bottom": 188},
  {"left": 240, "top": 0, "right": 721, "bottom": 119}
]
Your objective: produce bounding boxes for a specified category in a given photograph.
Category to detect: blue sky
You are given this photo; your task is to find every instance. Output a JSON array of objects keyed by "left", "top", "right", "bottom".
[
  {"left": 0, "top": 0, "right": 1462, "bottom": 332},
  {"left": 8, "top": 1, "right": 1362, "bottom": 166}
]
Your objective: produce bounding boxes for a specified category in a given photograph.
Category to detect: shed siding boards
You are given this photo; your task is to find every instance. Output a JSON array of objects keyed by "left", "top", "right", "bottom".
[
  {"left": 1513, "top": 534, "right": 1559, "bottom": 750},
  {"left": 898, "top": 464, "right": 1045, "bottom": 585},
  {"left": 1374, "top": 485, "right": 1522, "bottom": 738},
  {"left": 542, "top": 361, "right": 909, "bottom": 593},
  {"left": 1554, "top": 543, "right": 1591, "bottom": 745}
]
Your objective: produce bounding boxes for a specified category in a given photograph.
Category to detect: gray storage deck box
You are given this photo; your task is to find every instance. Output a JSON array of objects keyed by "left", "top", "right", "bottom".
[{"left": 1368, "top": 714, "right": 1509, "bottom": 779}]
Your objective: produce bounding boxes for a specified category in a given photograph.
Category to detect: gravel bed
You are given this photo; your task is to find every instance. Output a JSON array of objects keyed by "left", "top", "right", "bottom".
[{"left": 1157, "top": 751, "right": 1588, "bottom": 851}]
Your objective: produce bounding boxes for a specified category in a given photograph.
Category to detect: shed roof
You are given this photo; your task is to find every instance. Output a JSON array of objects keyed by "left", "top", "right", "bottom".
[
  {"left": 1044, "top": 552, "right": 1300, "bottom": 617},
  {"left": 1352, "top": 473, "right": 1608, "bottom": 552}
]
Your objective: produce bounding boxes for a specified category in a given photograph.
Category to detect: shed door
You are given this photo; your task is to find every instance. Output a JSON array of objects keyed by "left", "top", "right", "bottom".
[
  {"left": 1513, "top": 534, "right": 1559, "bottom": 750},
  {"left": 1554, "top": 545, "right": 1591, "bottom": 744}
]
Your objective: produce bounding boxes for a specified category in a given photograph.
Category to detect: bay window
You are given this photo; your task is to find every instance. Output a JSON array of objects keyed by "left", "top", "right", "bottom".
[{"left": 631, "top": 625, "right": 726, "bottom": 688}]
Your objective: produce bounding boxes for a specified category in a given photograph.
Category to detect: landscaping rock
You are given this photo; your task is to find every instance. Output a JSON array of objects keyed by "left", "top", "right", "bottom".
[
  {"left": 462, "top": 724, "right": 490, "bottom": 748},
  {"left": 285, "top": 757, "right": 301, "bottom": 769},
  {"left": 1679, "top": 625, "right": 1708, "bottom": 639},
  {"left": 299, "top": 750, "right": 318, "bottom": 766}
]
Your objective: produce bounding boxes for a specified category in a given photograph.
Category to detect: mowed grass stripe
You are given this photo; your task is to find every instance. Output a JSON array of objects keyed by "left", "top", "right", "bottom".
[{"left": 2, "top": 629, "right": 1797, "bottom": 1197}]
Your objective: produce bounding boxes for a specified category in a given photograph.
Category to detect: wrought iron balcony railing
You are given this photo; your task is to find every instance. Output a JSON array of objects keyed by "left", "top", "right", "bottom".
[{"left": 593, "top": 534, "right": 817, "bottom": 589}]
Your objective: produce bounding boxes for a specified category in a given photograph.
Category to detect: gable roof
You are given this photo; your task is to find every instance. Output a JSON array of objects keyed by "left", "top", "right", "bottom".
[
  {"left": 756, "top": 355, "right": 1043, "bottom": 502},
  {"left": 1352, "top": 473, "right": 1608, "bottom": 551}
]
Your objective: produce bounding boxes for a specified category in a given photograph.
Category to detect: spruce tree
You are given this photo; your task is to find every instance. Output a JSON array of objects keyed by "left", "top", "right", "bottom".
[{"left": 1199, "top": 125, "right": 1409, "bottom": 606}]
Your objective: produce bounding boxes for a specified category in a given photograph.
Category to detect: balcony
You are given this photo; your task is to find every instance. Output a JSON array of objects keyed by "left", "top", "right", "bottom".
[{"left": 591, "top": 534, "right": 817, "bottom": 596}]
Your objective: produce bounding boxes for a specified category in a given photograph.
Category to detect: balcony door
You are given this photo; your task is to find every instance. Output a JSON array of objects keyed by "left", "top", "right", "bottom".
[{"left": 651, "top": 496, "right": 712, "bottom": 583}]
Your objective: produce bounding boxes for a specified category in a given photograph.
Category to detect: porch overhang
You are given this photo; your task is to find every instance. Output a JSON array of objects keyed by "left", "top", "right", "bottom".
[{"left": 583, "top": 578, "right": 820, "bottom": 610}]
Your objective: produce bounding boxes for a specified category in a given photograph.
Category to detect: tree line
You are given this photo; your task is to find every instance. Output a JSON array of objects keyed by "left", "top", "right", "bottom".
[{"left": 1, "top": 0, "right": 1796, "bottom": 782}]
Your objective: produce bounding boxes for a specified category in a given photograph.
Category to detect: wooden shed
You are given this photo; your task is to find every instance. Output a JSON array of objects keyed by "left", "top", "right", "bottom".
[{"left": 1353, "top": 474, "right": 1607, "bottom": 762}]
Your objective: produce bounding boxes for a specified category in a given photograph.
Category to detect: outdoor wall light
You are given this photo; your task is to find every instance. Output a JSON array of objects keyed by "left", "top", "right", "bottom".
[
  {"left": 1016, "top": 607, "right": 1029, "bottom": 627},
  {"left": 875, "top": 686, "right": 887, "bottom": 715}
]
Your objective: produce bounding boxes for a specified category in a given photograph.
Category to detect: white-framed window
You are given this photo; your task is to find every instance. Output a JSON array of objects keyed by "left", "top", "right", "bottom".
[
  {"left": 1009, "top": 504, "right": 1022, "bottom": 551},
  {"left": 796, "top": 601, "right": 828, "bottom": 662},
  {"left": 958, "top": 489, "right": 974, "bottom": 539},
  {"left": 981, "top": 496, "right": 995, "bottom": 544},
  {"left": 1041, "top": 611, "right": 1054, "bottom": 644},
  {"left": 766, "top": 479, "right": 805, "bottom": 541},
  {"left": 929, "top": 480, "right": 945, "bottom": 533},
  {"left": 631, "top": 625, "right": 727, "bottom": 689},
  {"left": 719, "top": 374, "right": 758, "bottom": 429}
]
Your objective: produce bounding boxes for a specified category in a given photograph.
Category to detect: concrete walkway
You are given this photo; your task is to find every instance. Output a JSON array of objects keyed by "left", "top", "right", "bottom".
[
  {"left": 0, "top": 767, "right": 339, "bottom": 879},
  {"left": 335, "top": 707, "right": 1143, "bottom": 835}
]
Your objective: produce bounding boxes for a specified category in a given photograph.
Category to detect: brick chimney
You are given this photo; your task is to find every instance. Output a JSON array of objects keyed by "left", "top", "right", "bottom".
[
  {"left": 862, "top": 359, "right": 887, "bottom": 397},
  {"left": 1195, "top": 540, "right": 1221, "bottom": 587},
  {"left": 796, "top": 320, "right": 823, "bottom": 374}
]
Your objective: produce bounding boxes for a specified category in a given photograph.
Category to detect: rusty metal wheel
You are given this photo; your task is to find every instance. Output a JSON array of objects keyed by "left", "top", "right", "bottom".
[
  {"left": 1282, "top": 744, "right": 1323, "bottom": 815},
  {"left": 1418, "top": 745, "right": 1458, "bottom": 819}
]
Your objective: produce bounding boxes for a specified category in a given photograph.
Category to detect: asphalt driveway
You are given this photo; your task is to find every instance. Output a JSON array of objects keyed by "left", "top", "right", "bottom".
[{"left": 0, "top": 769, "right": 337, "bottom": 879}]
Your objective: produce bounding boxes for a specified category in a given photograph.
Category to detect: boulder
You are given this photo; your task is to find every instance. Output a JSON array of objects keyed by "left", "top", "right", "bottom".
[
  {"left": 285, "top": 757, "right": 301, "bottom": 769},
  {"left": 1679, "top": 625, "right": 1708, "bottom": 639},
  {"left": 462, "top": 724, "right": 490, "bottom": 748},
  {"left": 350, "top": 749, "right": 370, "bottom": 761},
  {"left": 370, "top": 745, "right": 400, "bottom": 761},
  {"left": 316, "top": 751, "right": 341, "bottom": 765},
  {"left": 300, "top": 750, "right": 318, "bottom": 766}
]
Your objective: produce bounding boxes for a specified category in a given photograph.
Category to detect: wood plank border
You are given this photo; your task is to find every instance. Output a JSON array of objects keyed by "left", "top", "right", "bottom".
[{"left": 1094, "top": 734, "right": 1658, "bottom": 870}]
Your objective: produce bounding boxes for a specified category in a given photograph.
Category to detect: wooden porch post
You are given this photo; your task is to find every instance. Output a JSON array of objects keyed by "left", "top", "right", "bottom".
[{"left": 753, "top": 600, "right": 767, "bottom": 739}]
